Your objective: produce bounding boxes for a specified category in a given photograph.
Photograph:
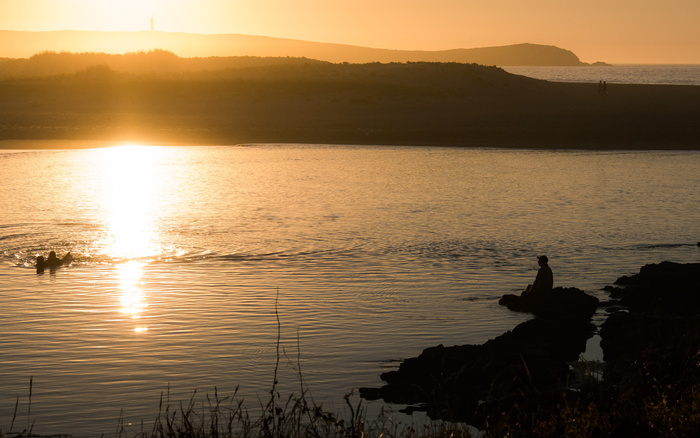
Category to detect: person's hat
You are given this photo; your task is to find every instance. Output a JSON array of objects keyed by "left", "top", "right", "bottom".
[{"left": 537, "top": 255, "right": 548, "bottom": 263}]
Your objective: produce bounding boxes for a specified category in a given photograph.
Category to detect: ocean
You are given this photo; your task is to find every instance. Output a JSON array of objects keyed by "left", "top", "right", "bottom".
[
  {"left": 503, "top": 64, "right": 700, "bottom": 86},
  {"left": 1, "top": 145, "right": 699, "bottom": 436}
]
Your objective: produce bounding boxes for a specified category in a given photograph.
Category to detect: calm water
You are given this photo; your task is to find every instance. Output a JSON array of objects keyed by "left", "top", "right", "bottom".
[
  {"left": 1, "top": 145, "right": 700, "bottom": 436},
  {"left": 503, "top": 64, "right": 700, "bottom": 86}
]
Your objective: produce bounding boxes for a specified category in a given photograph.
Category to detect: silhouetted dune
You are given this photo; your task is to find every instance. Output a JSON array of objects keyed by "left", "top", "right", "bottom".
[{"left": 0, "top": 56, "right": 698, "bottom": 149}]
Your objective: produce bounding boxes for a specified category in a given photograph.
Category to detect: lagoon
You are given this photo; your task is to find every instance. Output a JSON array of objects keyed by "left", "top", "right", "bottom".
[{"left": 1, "top": 144, "right": 699, "bottom": 436}]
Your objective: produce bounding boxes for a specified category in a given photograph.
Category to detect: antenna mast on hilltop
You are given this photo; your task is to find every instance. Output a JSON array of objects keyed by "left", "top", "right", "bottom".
[{"left": 150, "top": 16, "right": 155, "bottom": 32}]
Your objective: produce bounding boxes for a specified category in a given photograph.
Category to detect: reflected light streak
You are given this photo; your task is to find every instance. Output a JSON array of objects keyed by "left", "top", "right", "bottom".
[
  {"left": 94, "top": 145, "right": 170, "bottom": 260},
  {"left": 117, "top": 260, "right": 148, "bottom": 333},
  {"left": 91, "top": 144, "right": 177, "bottom": 334}
]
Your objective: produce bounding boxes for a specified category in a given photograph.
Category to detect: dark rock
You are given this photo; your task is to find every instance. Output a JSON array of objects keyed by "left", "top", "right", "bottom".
[
  {"left": 360, "top": 262, "right": 700, "bottom": 427},
  {"left": 600, "top": 312, "right": 700, "bottom": 394},
  {"left": 606, "top": 261, "right": 700, "bottom": 315},
  {"left": 499, "top": 286, "right": 599, "bottom": 318},
  {"left": 359, "top": 313, "right": 596, "bottom": 423},
  {"left": 599, "top": 262, "right": 700, "bottom": 419}
]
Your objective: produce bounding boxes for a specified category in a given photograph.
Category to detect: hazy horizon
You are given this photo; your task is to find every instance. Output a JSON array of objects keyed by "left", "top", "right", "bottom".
[{"left": 1, "top": 1, "right": 699, "bottom": 64}]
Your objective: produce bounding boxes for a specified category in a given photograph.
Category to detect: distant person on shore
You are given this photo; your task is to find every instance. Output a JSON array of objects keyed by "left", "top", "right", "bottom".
[
  {"left": 523, "top": 255, "right": 553, "bottom": 296},
  {"left": 598, "top": 80, "right": 607, "bottom": 97}
]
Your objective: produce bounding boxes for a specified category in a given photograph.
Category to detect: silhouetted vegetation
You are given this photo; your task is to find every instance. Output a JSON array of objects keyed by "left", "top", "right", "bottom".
[
  {"left": 1, "top": 51, "right": 699, "bottom": 149},
  {"left": 0, "top": 50, "right": 327, "bottom": 79},
  {"left": 4, "top": 350, "right": 698, "bottom": 437}
]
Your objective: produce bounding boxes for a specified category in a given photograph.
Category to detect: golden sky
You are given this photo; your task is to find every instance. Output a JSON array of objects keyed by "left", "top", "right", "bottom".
[{"left": 2, "top": 0, "right": 699, "bottom": 64}]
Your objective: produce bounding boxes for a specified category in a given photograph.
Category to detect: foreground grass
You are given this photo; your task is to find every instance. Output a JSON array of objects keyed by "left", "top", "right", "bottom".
[
  {"left": 1, "top": 383, "right": 479, "bottom": 438},
  {"left": 5, "top": 370, "right": 698, "bottom": 438},
  {"left": 0, "top": 296, "right": 480, "bottom": 438},
  {"left": 4, "top": 352, "right": 699, "bottom": 438}
]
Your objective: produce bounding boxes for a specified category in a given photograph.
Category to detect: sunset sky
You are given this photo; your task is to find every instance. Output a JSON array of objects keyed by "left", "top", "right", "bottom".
[{"left": 2, "top": 0, "right": 699, "bottom": 64}]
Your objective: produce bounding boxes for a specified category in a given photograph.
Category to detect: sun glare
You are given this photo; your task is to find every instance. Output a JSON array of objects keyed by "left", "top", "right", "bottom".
[
  {"left": 78, "top": 0, "right": 171, "bottom": 31},
  {"left": 89, "top": 144, "right": 175, "bottom": 334},
  {"left": 94, "top": 145, "right": 171, "bottom": 260},
  {"left": 118, "top": 260, "right": 147, "bottom": 317},
  {"left": 92, "top": 0, "right": 164, "bottom": 17},
  {"left": 117, "top": 260, "right": 149, "bottom": 333}
]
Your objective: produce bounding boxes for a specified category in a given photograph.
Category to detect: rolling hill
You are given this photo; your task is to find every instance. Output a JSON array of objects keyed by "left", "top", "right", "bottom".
[{"left": 0, "top": 30, "right": 593, "bottom": 66}]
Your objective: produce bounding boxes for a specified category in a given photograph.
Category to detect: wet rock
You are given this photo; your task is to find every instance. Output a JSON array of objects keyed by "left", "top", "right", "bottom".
[
  {"left": 361, "top": 262, "right": 700, "bottom": 427},
  {"left": 604, "top": 261, "right": 700, "bottom": 314},
  {"left": 360, "top": 287, "right": 598, "bottom": 423},
  {"left": 600, "top": 262, "right": 700, "bottom": 414},
  {"left": 499, "top": 286, "right": 599, "bottom": 318},
  {"left": 600, "top": 311, "right": 699, "bottom": 361}
]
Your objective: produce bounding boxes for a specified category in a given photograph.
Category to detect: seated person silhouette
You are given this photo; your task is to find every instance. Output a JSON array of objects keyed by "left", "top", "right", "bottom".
[{"left": 523, "top": 255, "right": 553, "bottom": 296}]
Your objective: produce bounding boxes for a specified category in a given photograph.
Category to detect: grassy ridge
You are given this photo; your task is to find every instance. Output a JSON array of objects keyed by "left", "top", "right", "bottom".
[{"left": 1, "top": 54, "right": 699, "bottom": 149}]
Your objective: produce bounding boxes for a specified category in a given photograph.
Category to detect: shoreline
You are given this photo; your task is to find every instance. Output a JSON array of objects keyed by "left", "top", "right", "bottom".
[
  {"left": 2, "top": 142, "right": 697, "bottom": 155},
  {"left": 3, "top": 140, "right": 700, "bottom": 151},
  {"left": 3, "top": 137, "right": 700, "bottom": 150}
]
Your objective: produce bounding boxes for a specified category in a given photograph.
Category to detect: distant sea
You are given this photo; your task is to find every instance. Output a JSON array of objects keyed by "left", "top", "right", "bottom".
[{"left": 503, "top": 65, "right": 700, "bottom": 86}]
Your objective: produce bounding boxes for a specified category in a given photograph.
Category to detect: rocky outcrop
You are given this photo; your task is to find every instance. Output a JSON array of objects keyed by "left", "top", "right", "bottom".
[
  {"left": 360, "top": 286, "right": 599, "bottom": 423},
  {"left": 496, "top": 263, "right": 700, "bottom": 435},
  {"left": 600, "top": 262, "right": 700, "bottom": 397},
  {"left": 360, "top": 262, "right": 700, "bottom": 433},
  {"left": 602, "top": 261, "right": 700, "bottom": 315},
  {"left": 499, "top": 286, "right": 599, "bottom": 318}
]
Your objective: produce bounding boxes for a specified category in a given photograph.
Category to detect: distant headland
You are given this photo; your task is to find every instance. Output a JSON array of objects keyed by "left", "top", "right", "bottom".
[{"left": 0, "top": 30, "right": 605, "bottom": 66}]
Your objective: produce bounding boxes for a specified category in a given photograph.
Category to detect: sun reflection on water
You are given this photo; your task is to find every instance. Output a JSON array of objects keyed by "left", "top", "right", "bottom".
[
  {"left": 118, "top": 261, "right": 147, "bottom": 316},
  {"left": 91, "top": 144, "right": 177, "bottom": 334},
  {"left": 117, "top": 261, "right": 149, "bottom": 333},
  {"left": 94, "top": 145, "right": 171, "bottom": 261}
]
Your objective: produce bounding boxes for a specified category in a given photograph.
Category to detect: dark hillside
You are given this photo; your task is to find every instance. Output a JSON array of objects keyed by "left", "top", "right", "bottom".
[{"left": 1, "top": 59, "right": 698, "bottom": 149}]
